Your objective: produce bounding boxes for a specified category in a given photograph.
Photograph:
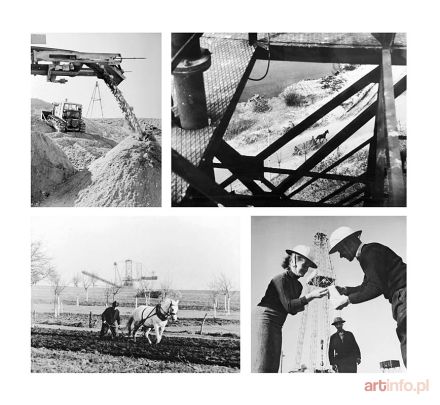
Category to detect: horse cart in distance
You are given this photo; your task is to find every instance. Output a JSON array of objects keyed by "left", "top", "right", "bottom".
[{"left": 41, "top": 100, "right": 86, "bottom": 133}]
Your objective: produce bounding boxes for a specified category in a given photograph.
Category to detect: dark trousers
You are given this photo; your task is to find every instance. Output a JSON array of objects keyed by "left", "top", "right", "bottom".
[
  {"left": 334, "top": 357, "right": 358, "bottom": 373},
  {"left": 252, "top": 306, "right": 287, "bottom": 373},
  {"left": 392, "top": 287, "right": 407, "bottom": 367},
  {"left": 100, "top": 323, "right": 117, "bottom": 338}
]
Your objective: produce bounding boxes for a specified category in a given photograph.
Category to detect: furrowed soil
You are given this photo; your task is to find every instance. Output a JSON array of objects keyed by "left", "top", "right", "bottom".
[
  {"left": 31, "top": 347, "right": 236, "bottom": 373},
  {"left": 31, "top": 327, "right": 239, "bottom": 372}
]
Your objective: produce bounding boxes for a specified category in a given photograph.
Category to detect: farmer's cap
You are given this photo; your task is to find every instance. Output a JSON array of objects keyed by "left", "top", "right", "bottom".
[
  {"left": 285, "top": 245, "right": 317, "bottom": 269},
  {"left": 329, "top": 227, "right": 362, "bottom": 254},
  {"left": 112, "top": 301, "right": 119, "bottom": 307},
  {"left": 332, "top": 316, "right": 346, "bottom": 325}
]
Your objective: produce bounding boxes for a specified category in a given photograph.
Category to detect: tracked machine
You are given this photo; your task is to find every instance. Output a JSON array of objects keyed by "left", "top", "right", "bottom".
[
  {"left": 31, "top": 44, "right": 147, "bottom": 140},
  {"left": 41, "top": 101, "right": 86, "bottom": 132}
]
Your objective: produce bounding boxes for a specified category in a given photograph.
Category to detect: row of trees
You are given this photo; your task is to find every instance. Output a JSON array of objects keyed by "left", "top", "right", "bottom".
[
  {"left": 32, "top": 241, "right": 237, "bottom": 316},
  {"left": 209, "top": 273, "right": 235, "bottom": 316}
]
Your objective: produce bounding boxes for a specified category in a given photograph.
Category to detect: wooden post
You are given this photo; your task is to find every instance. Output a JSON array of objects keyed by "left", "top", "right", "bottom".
[
  {"left": 76, "top": 296, "right": 79, "bottom": 307},
  {"left": 89, "top": 311, "right": 92, "bottom": 328},
  {"left": 199, "top": 313, "right": 208, "bottom": 335},
  {"left": 135, "top": 297, "right": 138, "bottom": 308}
]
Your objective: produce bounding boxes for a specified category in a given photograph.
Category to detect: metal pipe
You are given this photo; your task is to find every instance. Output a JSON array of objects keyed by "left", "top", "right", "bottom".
[{"left": 172, "top": 33, "right": 211, "bottom": 130}]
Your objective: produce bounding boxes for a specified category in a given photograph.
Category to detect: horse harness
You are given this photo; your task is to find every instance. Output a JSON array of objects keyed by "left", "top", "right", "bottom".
[{"left": 139, "top": 303, "right": 174, "bottom": 327}]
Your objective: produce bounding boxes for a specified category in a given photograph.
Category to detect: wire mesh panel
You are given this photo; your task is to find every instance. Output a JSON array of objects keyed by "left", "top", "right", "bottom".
[{"left": 172, "top": 35, "right": 256, "bottom": 204}]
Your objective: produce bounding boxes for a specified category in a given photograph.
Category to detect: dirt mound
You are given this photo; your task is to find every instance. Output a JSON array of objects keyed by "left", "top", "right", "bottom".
[
  {"left": 47, "top": 131, "right": 117, "bottom": 170},
  {"left": 31, "top": 132, "right": 76, "bottom": 205},
  {"left": 40, "top": 137, "right": 161, "bottom": 207}
]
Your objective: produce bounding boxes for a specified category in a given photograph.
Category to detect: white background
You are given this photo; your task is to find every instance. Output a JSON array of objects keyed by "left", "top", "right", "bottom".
[{"left": 1, "top": 0, "right": 439, "bottom": 404}]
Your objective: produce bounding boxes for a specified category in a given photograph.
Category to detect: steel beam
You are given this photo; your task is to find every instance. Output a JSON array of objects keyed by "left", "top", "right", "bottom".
[
  {"left": 334, "top": 187, "right": 365, "bottom": 206},
  {"left": 276, "top": 76, "right": 406, "bottom": 194},
  {"left": 215, "top": 141, "right": 265, "bottom": 195},
  {"left": 256, "top": 67, "right": 379, "bottom": 161},
  {"left": 318, "top": 182, "right": 354, "bottom": 204},
  {"left": 256, "top": 42, "right": 406, "bottom": 66},
  {"left": 172, "top": 149, "right": 246, "bottom": 207},
  {"left": 288, "top": 137, "right": 372, "bottom": 198}
]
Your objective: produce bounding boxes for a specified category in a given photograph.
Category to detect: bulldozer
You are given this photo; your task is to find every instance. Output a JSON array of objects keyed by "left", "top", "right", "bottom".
[{"left": 41, "top": 100, "right": 86, "bottom": 132}]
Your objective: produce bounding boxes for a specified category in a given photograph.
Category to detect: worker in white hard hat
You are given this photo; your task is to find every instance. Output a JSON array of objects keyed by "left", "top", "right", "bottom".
[
  {"left": 252, "top": 245, "right": 328, "bottom": 373},
  {"left": 328, "top": 226, "right": 407, "bottom": 367}
]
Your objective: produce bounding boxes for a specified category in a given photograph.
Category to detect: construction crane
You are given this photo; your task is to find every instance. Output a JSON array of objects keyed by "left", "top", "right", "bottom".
[
  {"left": 31, "top": 42, "right": 147, "bottom": 141},
  {"left": 293, "top": 232, "right": 336, "bottom": 373}
]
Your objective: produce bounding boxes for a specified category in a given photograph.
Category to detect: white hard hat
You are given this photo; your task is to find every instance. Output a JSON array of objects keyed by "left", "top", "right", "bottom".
[
  {"left": 329, "top": 227, "right": 362, "bottom": 254},
  {"left": 286, "top": 245, "right": 317, "bottom": 268}
]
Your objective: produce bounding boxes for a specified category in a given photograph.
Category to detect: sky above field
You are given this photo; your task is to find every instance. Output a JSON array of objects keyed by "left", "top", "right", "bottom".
[
  {"left": 31, "top": 33, "right": 161, "bottom": 118},
  {"left": 252, "top": 216, "right": 406, "bottom": 373},
  {"left": 31, "top": 216, "right": 240, "bottom": 291}
]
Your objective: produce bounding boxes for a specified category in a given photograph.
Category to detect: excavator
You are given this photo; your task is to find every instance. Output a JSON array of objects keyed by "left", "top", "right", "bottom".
[{"left": 31, "top": 41, "right": 146, "bottom": 140}]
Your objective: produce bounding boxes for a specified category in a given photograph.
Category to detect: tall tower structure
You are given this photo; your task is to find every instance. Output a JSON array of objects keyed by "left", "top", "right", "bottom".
[
  {"left": 293, "top": 232, "right": 336, "bottom": 372},
  {"left": 124, "top": 259, "right": 133, "bottom": 286},
  {"left": 86, "top": 81, "right": 104, "bottom": 118}
]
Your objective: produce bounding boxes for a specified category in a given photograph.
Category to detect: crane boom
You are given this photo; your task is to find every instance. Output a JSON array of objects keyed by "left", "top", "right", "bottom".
[{"left": 82, "top": 271, "right": 121, "bottom": 288}]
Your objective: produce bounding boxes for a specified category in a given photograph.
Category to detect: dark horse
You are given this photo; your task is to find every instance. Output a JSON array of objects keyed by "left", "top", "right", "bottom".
[{"left": 316, "top": 130, "right": 329, "bottom": 142}]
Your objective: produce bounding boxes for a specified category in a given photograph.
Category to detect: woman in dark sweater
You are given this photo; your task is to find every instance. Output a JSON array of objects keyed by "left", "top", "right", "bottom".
[{"left": 252, "top": 245, "right": 328, "bottom": 373}]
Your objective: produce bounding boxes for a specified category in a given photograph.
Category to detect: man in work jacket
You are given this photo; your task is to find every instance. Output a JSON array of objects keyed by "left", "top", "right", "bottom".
[
  {"left": 100, "top": 300, "right": 121, "bottom": 339},
  {"left": 328, "top": 226, "right": 407, "bottom": 367},
  {"left": 328, "top": 317, "right": 361, "bottom": 373}
]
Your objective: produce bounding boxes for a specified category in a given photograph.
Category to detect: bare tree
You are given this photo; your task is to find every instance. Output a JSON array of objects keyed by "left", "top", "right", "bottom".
[
  {"left": 89, "top": 272, "right": 98, "bottom": 288},
  {"left": 216, "top": 273, "right": 234, "bottom": 315},
  {"left": 82, "top": 274, "right": 92, "bottom": 303},
  {"left": 72, "top": 273, "right": 81, "bottom": 306},
  {"left": 208, "top": 278, "right": 221, "bottom": 319},
  {"left": 159, "top": 277, "right": 173, "bottom": 300},
  {"left": 49, "top": 270, "right": 66, "bottom": 317},
  {"left": 103, "top": 285, "right": 112, "bottom": 307},
  {"left": 137, "top": 279, "right": 152, "bottom": 305},
  {"left": 31, "top": 240, "right": 54, "bottom": 285},
  {"left": 72, "top": 273, "right": 81, "bottom": 287}
]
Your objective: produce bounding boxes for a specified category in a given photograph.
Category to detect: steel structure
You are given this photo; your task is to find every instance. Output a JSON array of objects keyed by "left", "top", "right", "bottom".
[
  {"left": 171, "top": 33, "right": 407, "bottom": 207},
  {"left": 31, "top": 45, "right": 148, "bottom": 141},
  {"left": 294, "top": 232, "right": 335, "bottom": 372},
  {"left": 86, "top": 81, "right": 104, "bottom": 118}
]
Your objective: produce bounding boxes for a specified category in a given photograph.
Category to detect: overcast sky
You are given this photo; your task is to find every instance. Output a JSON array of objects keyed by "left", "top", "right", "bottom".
[
  {"left": 252, "top": 216, "right": 406, "bottom": 373},
  {"left": 31, "top": 216, "right": 240, "bottom": 291},
  {"left": 31, "top": 33, "right": 161, "bottom": 118}
]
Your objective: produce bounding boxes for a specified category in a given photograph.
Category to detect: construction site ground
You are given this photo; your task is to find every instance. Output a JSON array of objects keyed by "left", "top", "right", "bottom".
[{"left": 31, "top": 98, "right": 161, "bottom": 207}]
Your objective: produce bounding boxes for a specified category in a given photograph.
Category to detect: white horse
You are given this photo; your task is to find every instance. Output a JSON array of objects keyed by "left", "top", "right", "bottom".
[{"left": 127, "top": 298, "right": 179, "bottom": 344}]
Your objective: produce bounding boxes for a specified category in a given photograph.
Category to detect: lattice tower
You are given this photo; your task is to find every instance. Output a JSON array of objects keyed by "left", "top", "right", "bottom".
[{"left": 293, "top": 232, "right": 336, "bottom": 372}]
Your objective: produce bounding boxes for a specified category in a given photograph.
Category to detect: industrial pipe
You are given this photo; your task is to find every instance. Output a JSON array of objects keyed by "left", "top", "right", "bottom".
[{"left": 172, "top": 33, "right": 211, "bottom": 130}]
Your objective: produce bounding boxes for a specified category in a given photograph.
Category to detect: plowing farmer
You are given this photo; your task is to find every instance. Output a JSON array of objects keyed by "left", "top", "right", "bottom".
[
  {"left": 100, "top": 301, "right": 121, "bottom": 339},
  {"left": 252, "top": 245, "right": 328, "bottom": 373}
]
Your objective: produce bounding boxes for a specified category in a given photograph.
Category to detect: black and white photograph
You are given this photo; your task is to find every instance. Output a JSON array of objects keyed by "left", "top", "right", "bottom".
[
  {"left": 31, "top": 33, "right": 161, "bottom": 207},
  {"left": 31, "top": 216, "right": 240, "bottom": 373},
  {"left": 251, "top": 216, "right": 406, "bottom": 373},
  {"left": 171, "top": 33, "right": 406, "bottom": 207}
]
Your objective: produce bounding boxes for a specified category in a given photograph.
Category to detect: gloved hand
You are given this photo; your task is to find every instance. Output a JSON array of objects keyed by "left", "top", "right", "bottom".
[
  {"left": 335, "top": 296, "right": 350, "bottom": 310},
  {"left": 356, "top": 358, "right": 361, "bottom": 365},
  {"left": 335, "top": 286, "right": 348, "bottom": 295},
  {"left": 332, "top": 364, "right": 338, "bottom": 372}
]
